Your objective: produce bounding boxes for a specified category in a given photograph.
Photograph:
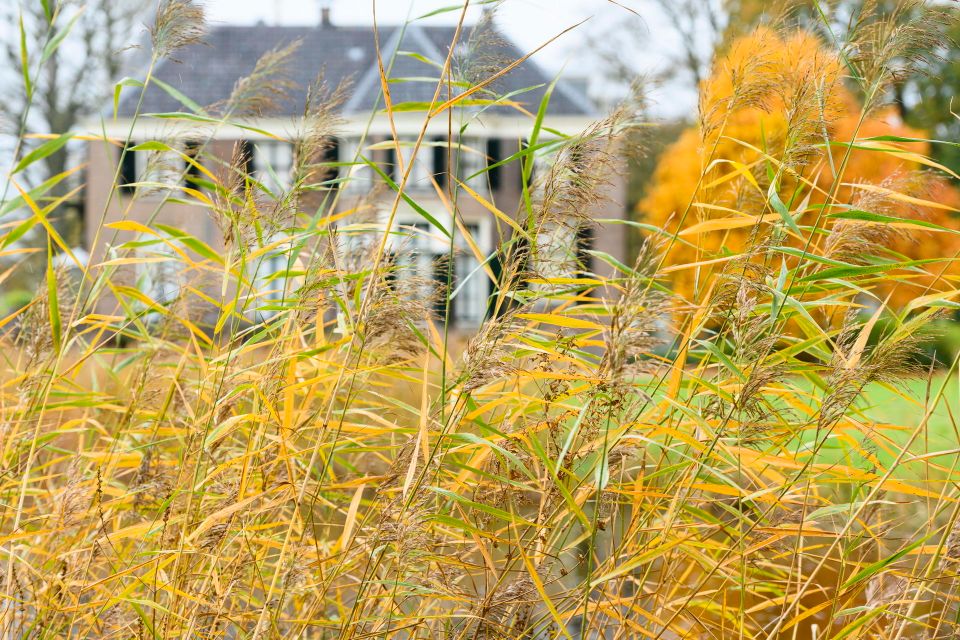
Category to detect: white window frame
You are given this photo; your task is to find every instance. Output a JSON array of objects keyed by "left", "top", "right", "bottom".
[
  {"left": 253, "top": 140, "right": 294, "bottom": 195},
  {"left": 246, "top": 235, "right": 296, "bottom": 322},
  {"left": 451, "top": 221, "right": 488, "bottom": 327},
  {"left": 341, "top": 136, "right": 374, "bottom": 193},
  {"left": 396, "top": 137, "right": 433, "bottom": 191},
  {"left": 131, "top": 235, "right": 184, "bottom": 326},
  {"left": 384, "top": 208, "right": 491, "bottom": 327},
  {"left": 455, "top": 137, "right": 487, "bottom": 192},
  {"left": 140, "top": 144, "right": 185, "bottom": 198}
]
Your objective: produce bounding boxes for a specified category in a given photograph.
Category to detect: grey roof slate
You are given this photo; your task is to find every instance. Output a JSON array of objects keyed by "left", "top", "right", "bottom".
[{"left": 117, "top": 22, "right": 595, "bottom": 118}]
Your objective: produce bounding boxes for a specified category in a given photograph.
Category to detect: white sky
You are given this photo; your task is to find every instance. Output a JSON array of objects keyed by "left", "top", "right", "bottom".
[
  {"left": 203, "top": 0, "right": 699, "bottom": 117},
  {"left": 206, "top": 0, "right": 619, "bottom": 45}
]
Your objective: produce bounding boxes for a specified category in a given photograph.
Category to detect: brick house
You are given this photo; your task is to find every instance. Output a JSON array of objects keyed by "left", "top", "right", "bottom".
[{"left": 84, "top": 12, "right": 627, "bottom": 329}]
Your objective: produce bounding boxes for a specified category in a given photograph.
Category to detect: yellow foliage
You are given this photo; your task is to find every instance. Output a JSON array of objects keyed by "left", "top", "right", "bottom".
[{"left": 640, "top": 28, "right": 960, "bottom": 307}]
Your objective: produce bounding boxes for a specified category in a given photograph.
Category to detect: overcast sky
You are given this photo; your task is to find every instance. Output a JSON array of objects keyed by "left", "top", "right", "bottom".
[
  {"left": 205, "top": 0, "right": 623, "bottom": 48},
  {"left": 202, "top": 0, "right": 698, "bottom": 117}
]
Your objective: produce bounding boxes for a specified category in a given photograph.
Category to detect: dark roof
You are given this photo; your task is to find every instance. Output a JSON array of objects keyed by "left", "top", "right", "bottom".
[{"left": 118, "top": 22, "right": 595, "bottom": 118}]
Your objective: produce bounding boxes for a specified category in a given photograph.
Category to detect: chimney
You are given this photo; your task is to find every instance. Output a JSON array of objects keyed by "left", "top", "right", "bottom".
[{"left": 319, "top": 0, "right": 333, "bottom": 27}]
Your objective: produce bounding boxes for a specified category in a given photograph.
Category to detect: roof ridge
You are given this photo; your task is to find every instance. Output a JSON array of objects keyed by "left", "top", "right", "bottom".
[
  {"left": 404, "top": 23, "right": 447, "bottom": 67},
  {"left": 342, "top": 26, "right": 406, "bottom": 114}
]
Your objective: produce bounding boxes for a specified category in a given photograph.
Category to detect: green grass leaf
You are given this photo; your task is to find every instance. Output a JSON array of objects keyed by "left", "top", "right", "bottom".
[
  {"left": 768, "top": 182, "right": 802, "bottom": 237},
  {"left": 840, "top": 534, "right": 931, "bottom": 591},
  {"left": 13, "top": 133, "right": 74, "bottom": 175},
  {"left": 41, "top": 10, "right": 82, "bottom": 64},
  {"left": 45, "top": 249, "right": 60, "bottom": 352},
  {"left": 19, "top": 14, "right": 31, "bottom": 100}
]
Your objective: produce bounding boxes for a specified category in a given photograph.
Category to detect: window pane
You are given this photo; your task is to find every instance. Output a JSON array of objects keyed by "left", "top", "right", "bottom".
[
  {"left": 456, "top": 138, "right": 486, "bottom": 191},
  {"left": 486, "top": 139, "right": 503, "bottom": 191},
  {"left": 248, "top": 236, "right": 293, "bottom": 321},
  {"left": 253, "top": 141, "right": 293, "bottom": 194},
  {"left": 136, "top": 238, "right": 182, "bottom": 308},
  {"left": 453, "top": 223, "right": 487, "bottom": 326},
  {"left": 397, "top": 138, "right": 432, "bottom": 190},
  {"left": 341, "top": 137, "right": 373, "bottom": 192},
  {"left": 141, "top": 143, "right": 184, "bottom": 196}
]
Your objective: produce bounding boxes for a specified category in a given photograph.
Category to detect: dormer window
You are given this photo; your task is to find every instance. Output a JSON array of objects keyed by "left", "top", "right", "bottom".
[{"left": 347, "top": 46, "right": 365, "bottom": 62}]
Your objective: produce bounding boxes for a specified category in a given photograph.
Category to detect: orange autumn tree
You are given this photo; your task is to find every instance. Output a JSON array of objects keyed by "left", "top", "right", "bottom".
[{"left": 640, "top": 27, "right": 960, "bottom": 308}]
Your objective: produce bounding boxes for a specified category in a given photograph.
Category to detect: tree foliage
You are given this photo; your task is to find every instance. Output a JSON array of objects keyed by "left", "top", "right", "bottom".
[
  {"left": 639, "top": 26, "right": 960, "bottom": 307},
  {"left": 0, "top": 1, "right": 149, "bottom": 193}
]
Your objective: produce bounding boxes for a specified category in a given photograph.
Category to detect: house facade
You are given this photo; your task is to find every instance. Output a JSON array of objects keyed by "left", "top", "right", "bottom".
[{"left": 83, "top": 15, "right": 627, "bottom": 330}]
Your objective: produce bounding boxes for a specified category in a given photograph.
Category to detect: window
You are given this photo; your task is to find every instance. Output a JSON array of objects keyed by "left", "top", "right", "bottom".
[
  {"left": 117, "top": 140, "right": 204, "bottom": 196},
  {"left": 452, "top": 223, "right": 487, "bottom": 326},
  {"left": 407, "top": 222, "right": 447, "bottom": 318},
  {"left": 383, "top": 144, "right": 397, "bottom": 182},
  {"left": 389, "top": 217, "right": 489, "bottom": 327},
  {"left": 455, "top": 138, "right": 487, "bottom": 191},
  {"left": 141, "top": 144, "right": 185, "bottom": 196},
  {"left": 252, "top": 140, "right": 294, "bottom": 194},
  {"left": 239, "top": 140, "right": 255, "bottom": 175},
  {"left": 533, "top": 222, "right": 579, "bottom": 285},
  {"left": 519, "top": 138, "right": 535, "bottom": 191},
  {"left": 347, "top": 46, "right": 365, "bottom": 62},
  {"left": 319, "top": 137, "right": 340, "bottom": 187},
  {"left": 577, "top": 224, "right": 594, "bottom": 273},
  {"left": 134, "top": 236, "right": 183, "bottom": 321},
  {"left": 529, "top": 143, "right": 594, "bottom": 279},
  {"left": 52, "top": 248, "right": 90, "bottom": 290},
  {"left": 341, "top": 137, "right": 374, "bottom": 192},
  {"left": 247, "top": 236, "right": 295, "bottom": 322},
  {"left": 432, "top": 137, "right": 448, "bottom": 190},
  {"left": 431, "top": 138, "right": 489, "bottom": 192},
  {"left": 392, "top": 138, "right": 433, "bottom": 190}
]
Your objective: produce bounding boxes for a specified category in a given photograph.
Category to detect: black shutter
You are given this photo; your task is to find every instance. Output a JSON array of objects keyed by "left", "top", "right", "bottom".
[
  {"left": 384, "top": 145, "right": 397, "bottom": 182},
  {"left": 433, "top": 255, "right": 452, "bottom": 322},
  {"left": 486, "top": 247, "right": 502, "bottom": 320},
  {"left": 322, "top": 136, "right": 340, "bottom": 187},
  {"left": 519, "top": 138, "right": 535, "bottom": 191},
  {"left": 233, "top": 140, "right": 255, "bottom": 196},
  {"left": 385, "top": 253, "right": 399, "bottom": 289},
  {"left": 514, "top": 232, "right": 530, "bottom": 287},
  {"left": 184, "top": 141, "right": 202, "bottom": 187},
  {"left": 118, "top": 142, "right": 137, "bottom": 195},
  {"left": 240, "top": 139, "right": 255, "bottom": 175},
  {"left": 486, "top": 138, "right": 502, "bottom": 191},
  {"left": 432, "top": 136, "right": 447, "bottom": 190},
  {"left": 577, "top": 224, "right": 595, "bottom": 273}
]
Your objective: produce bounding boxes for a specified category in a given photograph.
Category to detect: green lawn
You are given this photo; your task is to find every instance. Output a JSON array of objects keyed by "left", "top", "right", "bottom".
[{"left": 805, "top": 374, "right": 960, "bottom": 479}]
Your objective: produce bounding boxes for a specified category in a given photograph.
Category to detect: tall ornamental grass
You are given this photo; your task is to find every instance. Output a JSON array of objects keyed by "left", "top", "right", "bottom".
[{"left": 2, "top": 1, "right": 960, "bottom": 638}]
